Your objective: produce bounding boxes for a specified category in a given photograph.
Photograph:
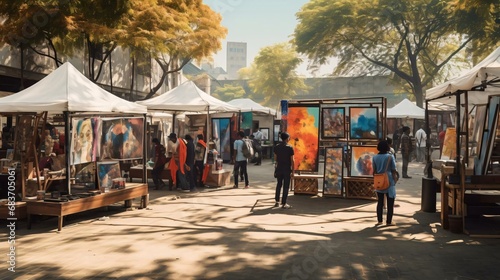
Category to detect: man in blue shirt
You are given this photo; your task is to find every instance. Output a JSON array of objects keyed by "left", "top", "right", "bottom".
[{"left": 233, "top": 131, "right": 250, "bottom": 188}]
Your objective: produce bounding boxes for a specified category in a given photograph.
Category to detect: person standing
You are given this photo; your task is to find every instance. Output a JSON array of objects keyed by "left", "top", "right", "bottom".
[
  {"left": 168, "top": 133, "right": 188, "bottom": 191},
  {"left": 151, "top": 138, "right": 168, "bottom": 190},
  {"left": 392, "top": 128, "right": 400, "bottom": 154},
  {"left": 184, "top": 134, "right": 196, "bottom": 192},
  {"left": 400, "top": 126, "right": 412, "bottom": 178},
  {"left": 194, "top": 134, "right": 207, "bottom": 188},
  {"left": 371, "top": 140, "right": 397, "bottom": 226},
  {"left": 415, "top": 125, "right": 427, "bottom": 163},
  {"left": 252, "top": 129, "right": 263, "bottom": 165},
  {"left": 274, "top": 132, "right": 295, "bottom": 209},
  {"left": 233, "top": 131, "right": 250, "bottom": 188}
]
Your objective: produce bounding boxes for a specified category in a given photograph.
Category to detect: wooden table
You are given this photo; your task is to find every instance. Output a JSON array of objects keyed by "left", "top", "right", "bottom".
[{"left": 26, "top": 183, "right": 148, "bottom": 231}]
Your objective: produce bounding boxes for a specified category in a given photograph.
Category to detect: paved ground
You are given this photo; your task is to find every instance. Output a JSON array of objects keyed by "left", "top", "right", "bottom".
[{"left": 2, "top": 157, "right": 500, "bottom": 279}]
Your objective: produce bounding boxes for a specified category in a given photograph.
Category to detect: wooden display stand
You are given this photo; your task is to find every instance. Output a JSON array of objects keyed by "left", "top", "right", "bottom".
[
  {"left": 344, "top": 177, "right": 376, "bottom": 200},
  {"left": 205, "top": 167, "right": 231, "bottom": 188},
  {"left": 129, "top": 165, "right": 172, "bottom": 188},
  {"left": 26, "top": 183, "right": 148, "bottom": 231},
  {"left": 293, "top": 174, "right": 322, "bottom": 195}
]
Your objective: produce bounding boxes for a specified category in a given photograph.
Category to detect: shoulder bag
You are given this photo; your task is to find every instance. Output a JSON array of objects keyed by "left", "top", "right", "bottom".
[{"left": 373, "top": 156, "right": 391, "bottom": 191}]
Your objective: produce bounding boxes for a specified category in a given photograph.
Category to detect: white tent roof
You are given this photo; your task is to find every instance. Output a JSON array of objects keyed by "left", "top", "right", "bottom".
[
  {"left": 426, "top": 46, "right": 500, "bottom": 103},
  {"left": 0, "top": 62, "right": 147, "bottom": 114},
  {"left": 387, "top": 98, "right": 425, "bottom": 119},
  {"left": 227, "top": 98, "right": 276, "bottom": 115},
  {"left": 137, "top": 81, "right": 239, "bottom": 113}
]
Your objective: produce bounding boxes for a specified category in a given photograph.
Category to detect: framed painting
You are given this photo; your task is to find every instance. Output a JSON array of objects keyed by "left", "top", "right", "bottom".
[
  {"left": 349, "top": 107, "right": 379, "bottom": 140},
  {"left": 260, "top": 128, "right": 269, "bottom": 141},
  {"left": 323, "top": 147, "right": 344, "bottom": 196},
  {"left": 211, "top": 118, "right": 232, "bottom": 162},
  {"left": 101, "top": 117, "right": 144, "bottom": 160},
  {"left": 287, "top": 104, "right": 320, "bottom": 172},
  {"left": 322, "top": 107, "right": 345, "bottom": 139},
  {"left": 350, "top": 145, "right": 378, "bottom": 177},
  {"left": 274, "top": 123, "right": 280, "bottom": 142},
  {"left": 241, "top": 112, "right": 253, "bottom": 136},
  {"left": 97, "top": 161, "right": 121, "bottom": 188}
]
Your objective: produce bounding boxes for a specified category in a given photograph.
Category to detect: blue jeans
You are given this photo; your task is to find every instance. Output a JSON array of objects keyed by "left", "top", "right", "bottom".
[{"left": 233, "top": 160, "right": 249, "bottom": 187}]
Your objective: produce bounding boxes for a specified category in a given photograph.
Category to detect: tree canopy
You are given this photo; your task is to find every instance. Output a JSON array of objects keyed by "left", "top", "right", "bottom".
[
  {"left": 294, "top": 0, "right": 500, "bottom": 106},
  {"left": 212, "top": 83, "right": 246, "bottom": 102},
  {"left": 242, "top": 43, "right": 308, "bottom": 109}
]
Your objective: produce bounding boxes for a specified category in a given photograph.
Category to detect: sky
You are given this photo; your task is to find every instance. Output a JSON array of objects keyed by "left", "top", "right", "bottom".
[{"left": 204, "top": 0, "right": 334, "bottom": 77}]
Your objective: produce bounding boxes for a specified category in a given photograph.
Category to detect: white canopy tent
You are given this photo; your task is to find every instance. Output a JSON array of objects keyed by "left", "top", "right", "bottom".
[
  {"left": 387, "top": 98, "right": 425, "bottom": 119},
  {"left": 137, "top": 81, "right": 239, "bottom": 113},
  {"left": 227, "top": 98, "right": 276, "bottom": 116},
  {"left": 426, "top": 46, "right": 500, "bottom": 106},
  {"left": 0, "top": 62, "right": 147, "bottom": 114}
]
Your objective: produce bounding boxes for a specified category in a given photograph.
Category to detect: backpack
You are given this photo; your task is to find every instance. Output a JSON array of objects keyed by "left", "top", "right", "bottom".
[{"left": 241, "top": 139, "right": 254, "bottom": 159}]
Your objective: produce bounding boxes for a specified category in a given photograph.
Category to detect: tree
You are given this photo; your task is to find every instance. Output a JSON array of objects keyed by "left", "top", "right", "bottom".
[
  {"left": 294, "top": 0, "right": 500, "bottom": 107},
  {"left": 242, "top": 43, "right": 308, "bottom": 109},
  {"left": 212, "top": 83, "right": 246, "bottom": 101}
]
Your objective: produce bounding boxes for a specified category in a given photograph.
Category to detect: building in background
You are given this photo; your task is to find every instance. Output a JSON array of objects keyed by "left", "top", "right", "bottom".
[{"left": 226, "top": 42, "right": 247, "bottom": 79}]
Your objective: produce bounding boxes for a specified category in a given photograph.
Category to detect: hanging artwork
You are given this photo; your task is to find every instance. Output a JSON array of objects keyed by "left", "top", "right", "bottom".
[
  {"left": 260, "top": 128, "right": 269, "bottom": 141},
  {"left": 322, "top": 107, "right": 345, "bottom": 139},
  {"left": 71, "top": 118, "right": 101, "bottom": 165},
  {"left": 441, "top": 127, "right": 457, "bottom": 160},
  {"left": 241, "top": 112, "right": 253, "bottom": 136},
  {"left": 287, "top": 105, "right": 320, "bottom": 172},
  {"left": 211, "top": 118, "right": 232, "bottom": 162},
  {"left": 96, "top": 161, "right": 121, "bottom": 189},
  {"left": 350, "top": 145, "right": 378, "bottom": 177},
  {"left": 323, "top": 147, "right": 344, "bottom": 196},
  {"left": 274, "top": 123, "right": 281, "bottom": 142},
  {"left": 349, "top": 107, "right": 379, "bottom": 140},
  {"left": 101, "top": 118, "right": 144, "bottom": 160}
]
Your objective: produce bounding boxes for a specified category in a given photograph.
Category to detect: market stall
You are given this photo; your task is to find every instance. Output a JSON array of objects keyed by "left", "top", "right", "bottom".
[
  {"left": 425, "top": 46, "right": 500, "bottom": 236},
  {"left": 137, "top": 81, "right": 240, "bottom": 187},
  {"left": 0, "top": 62, "right": 149, "bottom": 230}
]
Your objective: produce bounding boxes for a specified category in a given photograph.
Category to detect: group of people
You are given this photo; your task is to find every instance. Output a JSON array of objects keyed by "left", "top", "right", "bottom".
[{"left": 151, "top": 133, "right": 207, "bottom": 192}]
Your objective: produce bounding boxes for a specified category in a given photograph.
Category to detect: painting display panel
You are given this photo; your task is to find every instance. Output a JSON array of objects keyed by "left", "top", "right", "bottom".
[
  {"left": 441, "top": 127, "right": 457, "bottom": 160},
  {"left": 97, "top": 161, "right": 121, "bottom": 188},
  {"left": 260, "top": 128, "right": 269, "bottom": 141},
  {"left": 350, "top": 146, "right": 378, "bottom": 177},
  {"left": 349, "top": 107, "right": 379, "bottom": 140},
  {"left": 274, "top": 124, "right": 280, "bottom": 142},
  {"left": 101, "top": 118, "right": 144, "bottom": 160},
  {"left": 71, "top": 118, "right": 102, "bottom": 165},
  {"left": 287, "top": 105, "right": 320, "bottom": 172},
  {"left": 241, "top": 112, "right": 253, "bottom": 136},
  {"left": 322, "top": 107, "right": 345, "bottom": 138},
  {"left": 323, "top": 147, "right": 343, "bottom": 196},
  {"left": 212, "top": 118, "right": 232, "bottom": 162}
]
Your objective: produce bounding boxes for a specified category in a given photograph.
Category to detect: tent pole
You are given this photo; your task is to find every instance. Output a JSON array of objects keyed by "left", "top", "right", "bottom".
[{"left": 64, "top": 111, "right": 71, "bottom": 194}]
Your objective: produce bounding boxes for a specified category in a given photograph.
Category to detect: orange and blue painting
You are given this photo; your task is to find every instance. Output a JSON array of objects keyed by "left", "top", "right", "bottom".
[
  {"left": 349, "top": 107, "right": 378, "bottom": 139},
  {"left": 287, "top": 105, "right": 320, "bottom": 172},
  {"left": 350, "top": 146, "right": 378, "bottom": 177}
]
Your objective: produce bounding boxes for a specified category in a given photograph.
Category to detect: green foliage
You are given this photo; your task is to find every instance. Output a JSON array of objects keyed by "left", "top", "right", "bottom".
[
  {"left": 212, "top": 83, "right": 246, "bottom": 101},
  {"left": 244, "top": 43, "right": 308, "bottom": 109},
  {"left": 294, "top": 0, "right": 500, "bottom": 106}
]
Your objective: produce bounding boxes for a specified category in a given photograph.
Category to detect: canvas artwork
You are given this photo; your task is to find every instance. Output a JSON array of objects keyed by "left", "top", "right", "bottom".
[
  {"left": 260, "top": 128, "right": 269, "bottom": 141},
  {"left": 322, "top": 107, "right": 345, "bottom": 138},
  {"left": 287, "top": 105, "right": 320, "bottom": 172},
  {"left": 101, "top": 118, "right": 144, "bottom": 160},
  {"left": 441, "top": 127, "right": 457, "bottom": 160},
  {"left": 350, "top": 145, "right": 378, "bottom": 177},
  {"left": 323, "top": 147, "right": 343, "bottom": 196},
  {"left": 97, "top": 161, "right": 121, "bottom": 188},
  {"left": 74, "top": 162, "right": 96, "bottom": 188},
  {"left": 241, "top": 112, "right": 253, "bottom": 136},
  {"left": 212, "top": 118, "right": 232, "bottom": 162},
  {"left": 71, "top": 118, "right": 100, "bottom": 165},
  {"left": 349, "top": 107, "right": 379, "bottom": 140},
  {"left": 274, "top": 124, "right": 280, "bottom": 142}
]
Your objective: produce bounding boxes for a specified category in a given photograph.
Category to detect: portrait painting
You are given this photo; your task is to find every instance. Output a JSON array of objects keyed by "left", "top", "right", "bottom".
[
  {"left": 287, "top": 105, "right": 320, "bottom": 172},
  {"left": 323, "top": 147, "right": 344, "bottom": 196},
  {"left": 101, "top": 117, "right": 144, "bottom": 160},
  {"left": 71, "top": 118, "right": 98, "bottom": 165},
  {"left": 97, "top": 161, "right": 121, "bottom": 188},
  {"left": 349, "top": 107, "right": 379, "bottom": 140},
  {"left": 322, "top": 107, "right": 345, "bottom": 139},
  {"left": 350, "top": 145, "right": 378, "bottom": 177}
]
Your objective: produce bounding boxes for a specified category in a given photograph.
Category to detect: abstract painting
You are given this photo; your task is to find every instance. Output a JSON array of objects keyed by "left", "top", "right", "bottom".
[
  {"left": 212, "top": 118, "right": 232, "bottom": 162},
  {"left": 101, "top": 117, "right": 144, "bottom": 160},
  {"left": 350, "top": 145, "right": 378, "bottom": 177},
  {"left": 441, "top": 127, "right": 457, "bottom": 160},
  {"left": 287, "top": 105, "right": 320, "bottom": 172},
  {"left": 241, "top": 112, "right": 253, "bottom": 136},
  {"left": 322, "top": 107, "right": 345, "bottom": 139},
  {"left": 323, "top": 147, "right": 344, "bottom": 196},
  {"left": 349, "top": 107, "right": 379, "bottom": 140},
  {"left": 97, "top": 161, "right": 121, "bottom": 188}
]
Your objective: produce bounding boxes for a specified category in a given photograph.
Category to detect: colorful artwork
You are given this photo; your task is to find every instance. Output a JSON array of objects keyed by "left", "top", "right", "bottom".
[
  {"left": 349, "top": 107, "right": 378, "bottom": 139},
  {"left": 441, "top": 127, "right": 457, "bottom": 160},
  {"left": 350, "top": 146, "right": 378, "bottom": 177},
  {"left": 241, "top": 112, "right": 253, "bottom": 136},
  {"left": 71, "top": 118, "right": 101, "bottom": 164},
  {"left": 323, "top": 147, "right": 343, "bottom": 196},
  {"left": 101, "top": 118, "right": 144, "bottom": 160},
  {"left": 212, "top": 118, "right": 232, "bottom": 162},
  {"left": 287, "top": 105, "right": 320, "bottom": 172},
  {"left": 322, "top": 107, "right": 345, "bottom": 138},
  {"left": 97, "top": 161, "right": 121, "bottom": 188}
]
